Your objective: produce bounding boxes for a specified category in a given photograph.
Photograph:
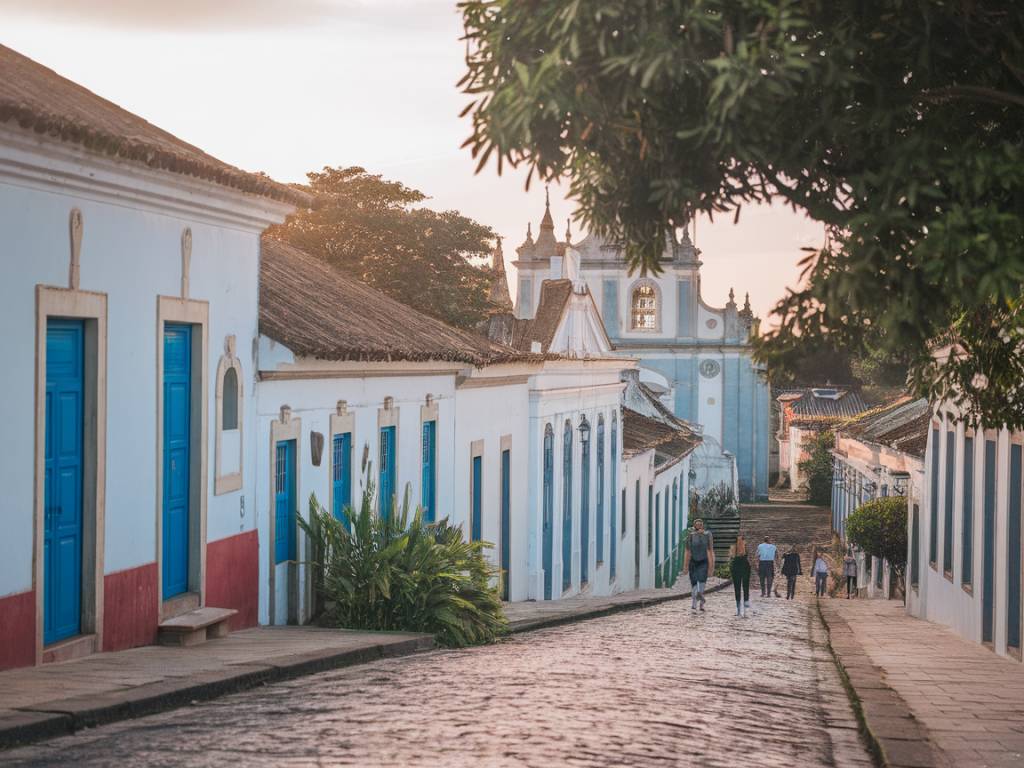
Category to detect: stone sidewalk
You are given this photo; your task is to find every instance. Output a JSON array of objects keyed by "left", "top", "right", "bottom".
[
  {"left": 0, "top": 626, "right": 433, "bottom": 749},
  {"left": 820, "top": 598, "right": 1024, "bottom": 768}
]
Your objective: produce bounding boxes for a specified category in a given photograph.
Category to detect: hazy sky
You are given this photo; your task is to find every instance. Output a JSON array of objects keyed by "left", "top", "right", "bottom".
[{"left": 1, "top": 0, "right": 824, "bottom": 321}]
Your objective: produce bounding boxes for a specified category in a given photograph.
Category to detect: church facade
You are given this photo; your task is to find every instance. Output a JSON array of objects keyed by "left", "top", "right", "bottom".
[{"left": 512, "top": 199, "right": 770, "bottom": 502}]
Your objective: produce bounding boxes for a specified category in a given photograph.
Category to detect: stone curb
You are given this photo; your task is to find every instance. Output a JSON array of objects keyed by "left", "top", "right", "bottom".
[
  {"left": 507, "top": 580, "right": 733, "bottom": 635},
  {"left": 816, "top": 600, "right": 945, "bottom": 768},
  {"left": 0, "top": 634, "right": 434, "bottom": 751}
]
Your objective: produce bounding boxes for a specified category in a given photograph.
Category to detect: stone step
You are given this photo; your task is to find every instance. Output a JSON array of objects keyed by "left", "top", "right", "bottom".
[{"left": 157, "top": 607, "right": 237, "bottom": 647}]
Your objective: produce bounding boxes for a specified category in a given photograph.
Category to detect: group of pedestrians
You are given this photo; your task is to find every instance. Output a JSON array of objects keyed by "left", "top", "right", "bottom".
[{"left": 683, "top": 520, "right": 844, "bottom": 617}]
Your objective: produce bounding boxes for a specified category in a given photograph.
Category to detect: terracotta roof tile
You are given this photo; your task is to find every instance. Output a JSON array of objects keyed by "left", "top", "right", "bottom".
[
  {"left": 0, "top": 44, "right": 309, "bottom": 207},
  {"left": 837, "top": 396, "right": 931, "bottom": 459},
  {"left": 259, "top": 237, "right": 534, "bottom": 366},
  {"left": 510, "top": 279, "right": 573, "bottom": 353},
  {"left": 622, "top": 408, "right": 701, "bottom": 462}
]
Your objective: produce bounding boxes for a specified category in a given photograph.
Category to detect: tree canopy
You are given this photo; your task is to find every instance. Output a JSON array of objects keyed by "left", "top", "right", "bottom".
[
  {"left": 459, "top": 1, "right": 1024, "bottom": 426},
  {"left": 268, "top": 166, "right": 498, "bottom": 330}
]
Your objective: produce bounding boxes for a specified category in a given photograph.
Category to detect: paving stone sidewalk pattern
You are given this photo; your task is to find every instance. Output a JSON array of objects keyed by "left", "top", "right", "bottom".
[{"left": 824, "top": 598, "right": 1024, "bottom": 768}]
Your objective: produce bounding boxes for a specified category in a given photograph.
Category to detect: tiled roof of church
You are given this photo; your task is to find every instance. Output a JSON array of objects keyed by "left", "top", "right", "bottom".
[
  {"left": 510, "top": 279, "right": 573, "bottom": 352},
  {"left": 0, "top": 44, "right": 309, "bottom": 207},
  {"left": 837, "top": 395, "right": 931, "bottom": 459},
  {"left": 260, "top": 238, "right": 533, "bottom": 366}
]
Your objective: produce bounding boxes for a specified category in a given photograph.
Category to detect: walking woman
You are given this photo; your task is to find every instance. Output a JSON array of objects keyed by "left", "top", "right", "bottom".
[
  {"left": 729, "top": 534, "right": 751, "bottom": 617},
  {"left": 843, "top": 549, "right": 858, "bottom": 598},
  {"left": 684, "top": 519, "right": 715, "bottom": 612},
  {"left": 781, "top": 544, "right": 802, "bottom": 600}
]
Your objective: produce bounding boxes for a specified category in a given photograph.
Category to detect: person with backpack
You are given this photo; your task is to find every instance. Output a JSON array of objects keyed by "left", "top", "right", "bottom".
[
  {"left": 781, "top": 544, "right": 802, "bottom": 600},
  {"left": 684, "top": 519, "right": 715, "bottom": 612},
  {"left": 843, "top": 549, "right": 858, "bottom": 598},
  {"left": 814, "top": 552, "right": 830, "bottom": 597}
]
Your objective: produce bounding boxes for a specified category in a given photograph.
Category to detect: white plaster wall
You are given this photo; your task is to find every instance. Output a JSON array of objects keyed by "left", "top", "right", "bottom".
[
  {"left": 453, "top": 380, "right": 530, "bottom": 601},
  {"left": 912, "top": 410, "right": 1024, "bottom": 662},
  {"left": 0, "top": 162, "right": 269, "bottom": 599},
  {"left": 255, "top": 369, "right": 458, "bottom": 624}
]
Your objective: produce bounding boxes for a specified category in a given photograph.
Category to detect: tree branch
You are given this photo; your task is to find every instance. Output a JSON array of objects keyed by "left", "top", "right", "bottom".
[{"left": 921, "top": 85, "right": 1024, "bottom": 110}]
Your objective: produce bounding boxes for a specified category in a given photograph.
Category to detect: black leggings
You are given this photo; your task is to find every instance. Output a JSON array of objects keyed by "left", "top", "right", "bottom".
[
  {"left": 846, "top": 575, "right": 857, "bottom": 596},
  {"left": 731, "top": 556, "right": 751, "bottom": 603}
]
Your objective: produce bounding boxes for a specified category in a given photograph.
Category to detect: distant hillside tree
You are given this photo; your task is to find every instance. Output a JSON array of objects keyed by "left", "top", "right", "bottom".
[
  {"left": 798, "top": 431, "right": 835, "bottom": 506},
  {"left": 268, "top": 166, "right": 496, "bottom": 329}
]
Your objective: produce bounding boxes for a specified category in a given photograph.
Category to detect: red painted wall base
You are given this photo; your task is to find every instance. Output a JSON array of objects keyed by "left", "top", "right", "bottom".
[
  {"left": 0, "top": 589, "right": 35, "bottom": 671},
  {"left": 103, "top": 563, "right": 159, "bottom": 652},
  {"left": 206, "top": 530, "right": 259, "bottom": 631}
]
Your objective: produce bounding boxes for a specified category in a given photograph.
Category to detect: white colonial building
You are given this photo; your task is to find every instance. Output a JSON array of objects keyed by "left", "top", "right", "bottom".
[
  {"left": 0, "top": 44, "right": 703, "bottom": 672},
  {"left": 909, "top": 398, "right": 1024, "bottom": 662},
  {"left": 0, "top": 44, "right": 303, "bottom": 669}
]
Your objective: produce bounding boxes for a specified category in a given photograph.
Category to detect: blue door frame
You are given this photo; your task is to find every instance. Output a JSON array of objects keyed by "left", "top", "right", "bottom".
[
  {"left": 500, "top": 448, "right": 511, "bottom": 601},
  {"left": 162, "top": 323, "right": 192, "bottom": 599},
  {"left": 44, "top": 319, "right": 84, "bottom": 645},
  {"left": 983, "top": 439, "right": 997, "bottom": 644},
  {"left": 543, "top": 428, "right": 554, "bottom": 600},
  {"left": 275, "top": 439, "right": 296, "bottom": 563}
]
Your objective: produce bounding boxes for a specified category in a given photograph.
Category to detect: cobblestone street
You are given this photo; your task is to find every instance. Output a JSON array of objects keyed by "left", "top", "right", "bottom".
[{"left": 4, "top": 583, "right": 872, "bottom": 767}]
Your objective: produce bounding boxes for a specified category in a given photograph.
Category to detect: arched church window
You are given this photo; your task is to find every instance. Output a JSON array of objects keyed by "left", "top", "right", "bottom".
[{"left": 631, "top": 283, "right": 658, "bottom": 330}]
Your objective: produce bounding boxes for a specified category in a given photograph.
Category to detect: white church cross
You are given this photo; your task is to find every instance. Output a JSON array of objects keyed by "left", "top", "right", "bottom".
[{"left": 68, "top": 207, "right": 83, "bottom": 290}]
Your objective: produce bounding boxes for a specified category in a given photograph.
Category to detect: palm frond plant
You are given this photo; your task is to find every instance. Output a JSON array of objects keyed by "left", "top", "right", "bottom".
[{"left": 299, "top": 455, "right": 507, "bottom": 647}]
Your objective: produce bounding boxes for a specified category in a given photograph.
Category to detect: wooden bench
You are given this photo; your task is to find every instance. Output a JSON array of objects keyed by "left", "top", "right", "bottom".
[{"left": 158, "top": 607, "right": 238, "bottom": 647}]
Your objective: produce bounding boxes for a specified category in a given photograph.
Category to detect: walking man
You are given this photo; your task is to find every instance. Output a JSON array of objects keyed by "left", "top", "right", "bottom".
[
  {"left": 782, "top": 544, "right": 802, "bottom": 600},
  {"left": 684, "top": 519, "right": 715, "bottom": 612},
  {"left": 756, "top": 535, "right": 777, "bottom": 598}
]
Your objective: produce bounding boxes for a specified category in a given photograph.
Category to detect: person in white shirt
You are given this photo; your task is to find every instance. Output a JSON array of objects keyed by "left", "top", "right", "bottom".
[
  {"left": 756, "top": 536, "right": 777, "bottom": 597},
  {"left": 814, "top": 552, "right": 830, "bottom": 597}
]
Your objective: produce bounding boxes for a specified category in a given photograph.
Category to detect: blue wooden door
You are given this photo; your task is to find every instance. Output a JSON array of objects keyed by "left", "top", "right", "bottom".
[
  {"left": 421, "top": 421, "right": 436, "bottom": 523},
  {"left": 1008, "top": 444, "right": 1022, "bottom": 651},
  {"left": 471, "top": 455, "right": 483, "bottom": 541},
  {"left": 379, "top": 426, "right": 396, "bottom": 519},
  {"left": 275, "top": 439, "right": 296, "bottom": 563},
  {"left": 44, "top": 319, "right": 84, "bottom": 644},
  {"left": 580, "top": 431, "right": 590, "bottom": 587},
  {"left": 162, "top": 323, "right": 191, "bottom": 598},
  {"left": 500, "top": 449, "right": 511, "bottom": 601},
  {"left": 983, "top": 439, "right": 997, "bottom": 643},
  {"left": 332, "top": 432, "right": 352, "bottom": 530},
  {"left": 655, "top": 492, "right": 661, "bottom": 587},
  {"left": 543, "top": 429, "right": 554, "bottom": 600},
  {"left": 562, "top": 423, "right": 572, "bottom": 592}
]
